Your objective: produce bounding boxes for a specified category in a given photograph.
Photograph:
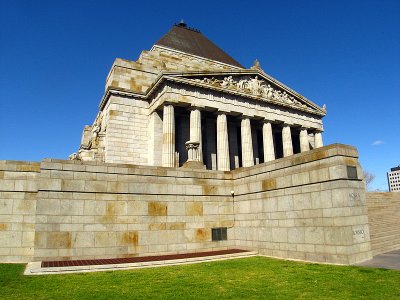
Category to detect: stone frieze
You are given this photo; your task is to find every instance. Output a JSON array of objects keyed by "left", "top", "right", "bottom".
[{"left": 194, "top": 76, "right": 310, "bottom": 109}]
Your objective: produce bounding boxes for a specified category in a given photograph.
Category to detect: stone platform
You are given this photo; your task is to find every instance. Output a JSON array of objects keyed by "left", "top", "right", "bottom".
[{"left": 0, "top": 144, "right": 372, "bottom": 265}]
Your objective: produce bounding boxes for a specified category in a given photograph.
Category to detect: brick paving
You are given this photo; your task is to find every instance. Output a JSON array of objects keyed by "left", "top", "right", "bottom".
[{"left": 41, "top": 249, "right": 249, "bottom": 268}]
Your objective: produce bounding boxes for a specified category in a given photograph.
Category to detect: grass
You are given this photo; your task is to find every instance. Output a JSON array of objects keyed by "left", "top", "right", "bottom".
[{"left": 1, "top": 257, "right": 399, "bottom": 299}]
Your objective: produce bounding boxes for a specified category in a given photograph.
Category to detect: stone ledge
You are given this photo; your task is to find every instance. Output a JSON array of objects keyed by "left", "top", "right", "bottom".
[{"left": 232, "top": 144, "right": 359, "bottom": 179}]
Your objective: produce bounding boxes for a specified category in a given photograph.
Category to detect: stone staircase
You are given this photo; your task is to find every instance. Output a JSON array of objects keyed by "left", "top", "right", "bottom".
[{"left": 366, "top": 192, "right": 400, "bottom": 256}]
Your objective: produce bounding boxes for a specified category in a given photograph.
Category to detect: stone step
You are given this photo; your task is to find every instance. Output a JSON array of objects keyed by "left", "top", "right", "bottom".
[{"left": 372, "top": 245, "right": 400, "bottom": 256}]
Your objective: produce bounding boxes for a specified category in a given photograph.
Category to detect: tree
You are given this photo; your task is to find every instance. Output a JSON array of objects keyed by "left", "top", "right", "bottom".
[{"left": 363, "top": 171, "right": 376, "bottom": 191}]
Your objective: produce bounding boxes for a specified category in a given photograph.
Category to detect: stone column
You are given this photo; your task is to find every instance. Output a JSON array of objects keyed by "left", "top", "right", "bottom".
[
  {"left": 314, "top": 130, "right": 324, "bottom": 148},
  {"left": 162, "top": 104, "right": 175, "bottom": 167},
  {"left": 262, "top": 121, "right": 275, "bottom": 162},
  {"left": 216, "top": 112, "right": 230, "bottom": 171},
  {"left": 189, "top": 107, "right": 202, "bottom": 161},
  {"left": 241, "top": 117, "right": 254, "bottom": 167},
  {"left": 299, "top": 128, "right": 310, "bottom": 153},
  {"left": 282, "top": 124, "right": 293, "bottom": 157}
]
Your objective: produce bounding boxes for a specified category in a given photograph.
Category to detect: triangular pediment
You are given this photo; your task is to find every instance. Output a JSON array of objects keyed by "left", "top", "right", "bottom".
[{"left": 154, "top": 71, "right": 326, "bottom": 116}]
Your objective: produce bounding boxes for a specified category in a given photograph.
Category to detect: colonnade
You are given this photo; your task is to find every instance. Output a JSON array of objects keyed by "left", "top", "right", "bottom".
[{"left": 161, "top": 104, "right": 323, "bottom": 170}]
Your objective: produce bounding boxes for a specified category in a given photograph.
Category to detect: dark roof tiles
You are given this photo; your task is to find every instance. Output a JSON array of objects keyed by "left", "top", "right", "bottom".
[{"left": 155, "top": 24, "right": 244, "bottom": 68}]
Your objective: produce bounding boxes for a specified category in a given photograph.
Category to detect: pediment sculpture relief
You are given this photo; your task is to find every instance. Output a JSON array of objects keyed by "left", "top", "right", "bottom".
[{"left": 195, "top": 76, "right": 309, "bottom": 109}]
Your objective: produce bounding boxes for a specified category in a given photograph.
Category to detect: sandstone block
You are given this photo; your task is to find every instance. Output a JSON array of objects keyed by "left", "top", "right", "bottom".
[
  {"left": 36, "top": 198, "right": 60, "bottom": 215},
  {"left": 72, "top": 232, "right": 95, "bottom": 248},
  {"left": 272, "top": 228, "right": 288, "bottom": 243},
  {"left": 148, "top": 201, "right": 167, "bottom": 216},
  {"left": 186, "top": 202, "right": 203, "bottom": 216},
  {"left": 46, "top": 232, "right": 72, "bottom": 249},
  {"left": 305, "top": 227, "right": 325, "bottom": 244},
  {"left": 95, "top": 232, "right": 116, "bottom": 247}
]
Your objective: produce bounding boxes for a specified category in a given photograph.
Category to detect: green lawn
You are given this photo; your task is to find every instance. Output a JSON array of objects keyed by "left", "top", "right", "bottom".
[{"left": 1, "top": 257, "right": 399, "bottom": 299}]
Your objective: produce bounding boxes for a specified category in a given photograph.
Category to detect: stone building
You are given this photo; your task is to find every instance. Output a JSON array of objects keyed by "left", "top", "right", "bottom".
[
  {"left": 1, "top": 22, "right": 381, "bottom": 266},
  {"left": 75, "top": 21, "right": 326, "bottom": 170}
]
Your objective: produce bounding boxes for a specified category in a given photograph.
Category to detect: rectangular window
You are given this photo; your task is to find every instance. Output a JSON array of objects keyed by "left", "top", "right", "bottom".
[
  {"left": 212, "top": 227, "right": 227, "bottom": 241},
  {"left": 347, "top": 166, "right": 358, "bottom": 179}
]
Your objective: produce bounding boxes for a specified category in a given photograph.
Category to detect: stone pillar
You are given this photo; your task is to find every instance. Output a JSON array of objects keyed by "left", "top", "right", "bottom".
[
  {"left": 314, "top": 131, "right": 324, "bottom": 148},
  {"left": 189, "top": 107, "right": 202, "bottom": 161},
  {"left": 162, "top": 104, "right": 175, "bottom": 167},
  {"left": 241, "top": 117, "right": 254, "bottom": 167},
  {"left": 148, "top": 111, "right": 163, "bottom": 166},
  {"left": 299, "top": 128, "right": 310, "bottom": 153},
  {"left": 262, "top": 121, "right": 275, "bottom": 162},
  {"left": 282, "top": 124, "right": 293, "bottom": 157},
  {"left": 216, "top": 112, "right": 230, "bottom": 171}
]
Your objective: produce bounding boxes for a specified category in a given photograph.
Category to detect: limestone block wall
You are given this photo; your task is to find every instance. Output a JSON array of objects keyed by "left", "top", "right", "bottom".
[
  {"left": 34, "top": 159, "right": 234, "bottom": 261},
  {"left": 232, "top": 144, "right": 372, "bottom": 264},
  {"left": 104, "top": 95, "right": 150, "bottom": 165},
  {"left": 105, "top": 58, "right": 158, "bottom": 94},
  {"left": 366, "top": 192, "right": 400, "bottom": 255},
  {"left": 145, "top": 47, "right": 241, "bottom": 72},
  {"left": 0, "top": 144, "right": 375, "bottom": 264},
  {"left": 105, "top": 47, "right": 240, "bottom": 95},
  {"left": 0, "top": 161, "right": 39, "bottom": 262}
]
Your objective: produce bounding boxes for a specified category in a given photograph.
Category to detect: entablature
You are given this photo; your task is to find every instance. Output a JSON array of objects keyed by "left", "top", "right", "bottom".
[
  {"left": 149, "top": 82, "right": 323, "bottom": 131},
  {"left": 147, "top": 70, "right": 326, "bottom": 117},
  {"left": 99, "top": 70, "right": 326, "bottom": 123}
]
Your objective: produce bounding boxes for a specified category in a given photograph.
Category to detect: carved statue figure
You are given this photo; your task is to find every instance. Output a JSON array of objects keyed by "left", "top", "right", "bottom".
[
  {"left": 68, "top": 153, "right": 79, "bottom": 160},
  {"left": 203, "top": 78, "right": 212, "bottom": 84},
  {"left": 262, "top": 84, "right": 274, "bottom": 98},
  {"left": 281, "top": 92, "right": 294, "bottom": 104},
  {"left": 248, "top": 76, "right": 263, "bottom": 95},
  {"left": 237, "top": 79, "right": 248, "bottom": 90},
  {"left": 78, "top": 148, "right": 95, "bottom": 161},
  {"left": 91, "top": 124, "right": 101, "bottom": 144},
  {"left": 221, "top": 76, "right": 234, "bottom": 88},
  {"left": 272, "top": 90, "right": 282, "bottom": 101}
]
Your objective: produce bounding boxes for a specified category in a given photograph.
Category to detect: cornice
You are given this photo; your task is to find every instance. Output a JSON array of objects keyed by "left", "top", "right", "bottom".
[{"left": 98, "top": 86, "right": 145, "bottom": 110}]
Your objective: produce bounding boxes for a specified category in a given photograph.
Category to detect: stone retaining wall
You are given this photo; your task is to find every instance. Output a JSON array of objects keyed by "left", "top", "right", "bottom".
[
  {"left": 0, "top": 144, "right": 373, "bottom": 264},
  {"left": 366, "top": 192, "right": 400, "bottom": 255},
  {"left": 232, "top": 145, "right": 371, "bottom": 264},
  {"left": 33, "top": 160, "right": 234, "bottom": 261},
  {"left": 0, "top": 161, "right": 39, "bottom": 262}
]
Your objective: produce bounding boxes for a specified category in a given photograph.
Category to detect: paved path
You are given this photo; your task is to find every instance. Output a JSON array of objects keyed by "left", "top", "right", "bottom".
[{"left": 356, "top": 249, "right": 400, "bottom": 270}]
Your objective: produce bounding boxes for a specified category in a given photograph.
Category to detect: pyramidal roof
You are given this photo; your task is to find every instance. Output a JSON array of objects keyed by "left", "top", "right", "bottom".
[{"left": 155, "top": 22, "right": 244, "bottom": 68}]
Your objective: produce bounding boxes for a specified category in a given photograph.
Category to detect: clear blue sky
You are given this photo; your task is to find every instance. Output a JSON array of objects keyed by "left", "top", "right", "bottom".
[{"left": 0, "top": 0, "right": 399, "bottom": 191}]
